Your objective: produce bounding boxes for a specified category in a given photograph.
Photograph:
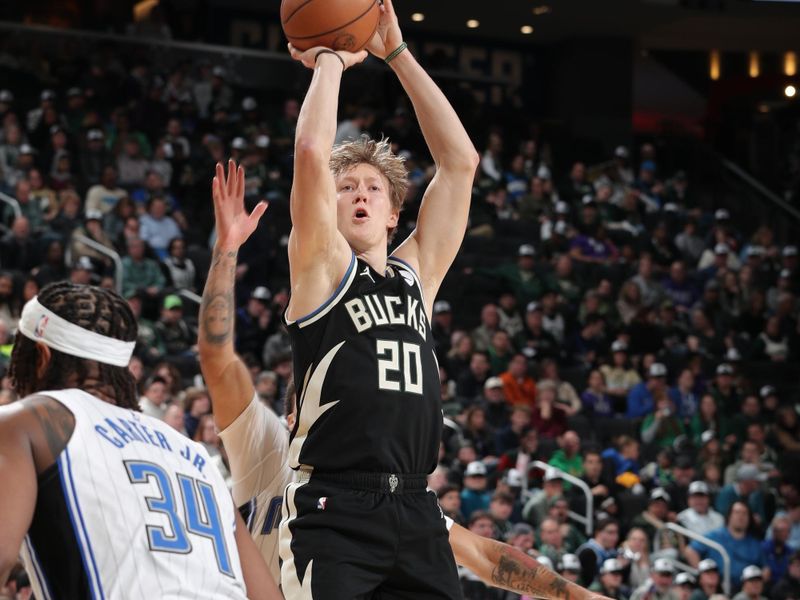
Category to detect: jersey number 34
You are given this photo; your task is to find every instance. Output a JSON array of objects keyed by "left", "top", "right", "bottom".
[{"left": 125, "top": 460, "right": 234, "bottom": 577}]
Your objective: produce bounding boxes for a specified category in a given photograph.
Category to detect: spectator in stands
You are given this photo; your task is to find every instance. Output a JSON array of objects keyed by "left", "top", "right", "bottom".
[
  {"left": 772, "top": 550, "right": 800, "bottom": 600},
  {"left": 549, "top": 431, "right": 583, "bottom": 480},
  {"left": 690, "top": 559, "right": 722, "bottom": 600},
  {"left": 127, "top": 291, "right": 164, "bottom": 362},
  {"left": 538, "top": 516, "right": 569, "bottom": 565},
  {"left": 627, "top": 362, "right": 668, "bottom": 419},
  {"left": 139, "top": 196, "right": 182, "bottom": 259},
  {"left": 685, "top": 501, "right": 765, "bottom": 589},
  {"left": 523, "top": 468, "right": 565, "bottom": 526},
  {"left": 690, "top": 394, "right": 730, "bottom": 447},
  {"left": 487, "top": 329, "right": 514, "bottom": 374},
  {"left": 581, "top": 369, "right": 614, "bottom": 418},
  {"left": 774, "top": 405, "right": 800, "bottom": 473},
  {"left": 499, "top": 352, "right": 537, "bottom": 408},
  {"left": 631, "top": 254, "right": 664, "bottom": 307},
  {"left": 731, "top": 565, "right": 767, "bottom": 600},
  {"left": 531, "top": 383, "right": 568, "bottom": 440},
  {"left": 183, "top": 387, "right": 211, "bottom": 440},
  {"left": 715, "top": 464, "right": 768, "bottom": 525},
  {"left": 578, "top": 517, "right": 621, "bottom": 577},
  {"left": 590, "top": 558, "right": 628, "bottom": 600},
  {"left": 69, "top": 209, "right": 117, "bottom": 272},
  {"left": 481, "top": 376, "right": 510, "bottom": 430},
  {"left": 471, "top": 303, "right": 500, "bottom": 352},
  {"left": 662, "top": 261, "right": 698, "bottom": 313},
  {"left": 723, "top": 439, "right": 774, "bottom": 487},
  {"left": 431, "top": 300, "right": 453, "bottom": 356},
  {"left": 488, "top": 491, "right": 515, "bottom": 539},
  {"left": 462, "top": 405, "right": 496, "bottom": 459},
  {"left": 630, "top": 557, "right": 676, "bottom": 600},
  {"left": 438, "top": 484, "right": 463, "bottom": 524},
  {"left": 154, "top": 294, "right": 195, "bottom": 358},
  {"left": 630, "top": 488, "right": 673, "bottom": 550},
  {"left": 117, "top": 137, "right": 149, "bottom": 187},
  {"left": 603, "top": 435, "right": 641, "bottom": 477},
  {"left": 460, "top": 461, "right": 492, "bottom": 519},
  {"left": 764, "top": 514, "right": 795, "bottom": 589},
  {"left": 85, "top": 165, "right": 128, "bottom": 215},
  {"left": 673, "top": 573, "right": 695, "bottom": 600},
  {"left": 480, "top": 132, "right": 503, "bottom": 182},
  {"left": 495, "top": 405, "right": 531, "bottom": 455},
  {"left": 538, "top": 358, "right": 582, "bottom": 416},
  {"left": 641, "top": 394, "right": 685, "bottom": 450},
  {"left": 121, "top": 236, "right": 166, "bottom": 299},
  {"left": 1, "top": 216, "right": 40, "bottom": 273},
  {"left": 515, "top": 301, "right": 559, "bottom": 361},
  {"left": 668, "top": 368, "right": 699, "bottom": 423},
  {"left": 162, "top": 237, "right": 196, "bottom": 290},
  {"left": 139, "top": 375, "right": 169, "bottom": 419},
  {"left": 679, "top": 481, "right": 724, "bottom": 535},
  {"left": 456, "top": 351, "right": 491, "bottom": 403},
  {"left": 675, "top": 219, "right": 705, "bottom": 265}
]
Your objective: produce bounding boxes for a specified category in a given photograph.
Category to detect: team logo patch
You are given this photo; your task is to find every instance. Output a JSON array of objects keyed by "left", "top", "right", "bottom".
[
  {"left": 399, "top": 270, "right": 414, "bottom": 287},
  {"left": 317, "top": 497, "right": 327, "bottom": 510},
  {"left": 34, "top": 314, "right": 49, "bottom": 338}
]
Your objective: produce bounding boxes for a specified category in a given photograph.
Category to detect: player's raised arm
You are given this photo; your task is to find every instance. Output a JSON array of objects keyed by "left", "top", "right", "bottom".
[
  {"left": 449, "top": 523, "right": 613, "bottom": 600},
  {"left": 233, "top": 510, "right": 282, "bottom": 600},
  {"left": 369, "top": 0, "right": 480, "bottom": 312},
  {"left": 199, "top": 161, "right": 267, "bottom": 430},
  {"left": 285, "top": 44, "right": 367, "bottom": 319}
]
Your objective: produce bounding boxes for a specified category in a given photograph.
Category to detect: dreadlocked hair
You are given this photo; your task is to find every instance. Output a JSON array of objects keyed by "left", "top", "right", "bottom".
[{"left": 9, "top": 282, "right": 140, "bottom": 410}]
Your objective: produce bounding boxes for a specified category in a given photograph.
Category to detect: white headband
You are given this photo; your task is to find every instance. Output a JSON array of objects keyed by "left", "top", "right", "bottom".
[{"left": 19, "top": 297, "right": 135, "bottom": 367}]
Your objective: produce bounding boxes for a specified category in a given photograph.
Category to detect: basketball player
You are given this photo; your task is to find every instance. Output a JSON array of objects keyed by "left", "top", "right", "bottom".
[
  {"left": 0, "top": 283, "right": 280, "bottom": 600},
  {"left": 202, "top": 161, "right": 613, "bottom": 600}
]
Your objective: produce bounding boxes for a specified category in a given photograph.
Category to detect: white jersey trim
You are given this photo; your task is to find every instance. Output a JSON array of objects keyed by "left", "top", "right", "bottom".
[
  {"left": 387, "top": 256, "right": 427, "bottom": 309},
  {"left": 22, "top": 536, "right": 54, "bottom": 600},
  {"left": 285, "top": 252, "right": 357, "bottom": 329}
]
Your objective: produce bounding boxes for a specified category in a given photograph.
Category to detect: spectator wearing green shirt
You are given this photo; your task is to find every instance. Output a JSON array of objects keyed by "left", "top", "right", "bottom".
[
  {"left": 474, "top": 244, "right": 556, "bottom": 307},
  {"left": 642, "top": 395, "right": 686, "bottom": 450},
  {"left": 121, "top": 236, "right": 165, "bottom": 300},
  {"left": 549, "top": 430, "right": 584, "bottom": 490}
]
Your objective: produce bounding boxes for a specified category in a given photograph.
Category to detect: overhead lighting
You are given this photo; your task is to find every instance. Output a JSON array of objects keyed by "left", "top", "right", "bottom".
[
  {"left": 520, "top": 25, "right": 534, "bottom": 34},
  {"left": 785, "top": 52, "right": 797, "bottom": 76},
  {"left": 466, "top": 19, "right": 480, "bottom": 28},
  {"left": 411, "top": 12, "right": 424, "bottom": 22},
  {"left": 749, "top": 51, "right": 760, "bottom": 78},
  {"left": 758, "top": 104, "right": 770, "bottom": 113},
  {"left": 533, "top": 5, "right": 551, "bottom": 15},
  {"left": 786, "top": 84, "right": 797, "bottom": 98},
  {"left": 710, "top": 50, "right": 721, "bottom": 81}
]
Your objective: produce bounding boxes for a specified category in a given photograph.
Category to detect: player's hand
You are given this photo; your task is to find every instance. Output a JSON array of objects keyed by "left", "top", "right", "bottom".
[
  {"left": 212, "top": 160, "right": 268, "bottom": 250},
  {"left": 287, "top": 44, "right": 367, "bottom": 71},
  {"left": 366, "top": 0, "right": 403, "bottom": 60}
]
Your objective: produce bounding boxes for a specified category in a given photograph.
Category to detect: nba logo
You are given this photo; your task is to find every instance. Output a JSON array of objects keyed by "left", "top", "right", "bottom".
[
  {"left": 34, "top": 315, "right": 49, "bottom": 338},
  {"left": 317, "top": 497, "right": 327, "bottom": 510},
  {"left": 399, "top": 271, "right": 414, "bottom": 287}
]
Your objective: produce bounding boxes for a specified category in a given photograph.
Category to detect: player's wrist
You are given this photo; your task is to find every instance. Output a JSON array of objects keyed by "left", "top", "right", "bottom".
[
  {"left": 315, "top": 49, "right": 346, "bottom": 71},
  {"left": 384, "top": 41, "right": 409, "bottom": 67}
]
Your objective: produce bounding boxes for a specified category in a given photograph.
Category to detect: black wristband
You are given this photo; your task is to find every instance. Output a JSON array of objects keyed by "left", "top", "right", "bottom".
[{"left": 314, "top": 49, "right": 346, "bottom": 70}]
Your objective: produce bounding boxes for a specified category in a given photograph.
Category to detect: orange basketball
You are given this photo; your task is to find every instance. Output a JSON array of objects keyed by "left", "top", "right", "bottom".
[{"left": 281, "top": 0, "right": 381, "bottom": 52}]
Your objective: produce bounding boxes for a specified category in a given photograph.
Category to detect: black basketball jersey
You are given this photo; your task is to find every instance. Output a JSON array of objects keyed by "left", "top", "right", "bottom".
[{"left": 285, "top": 253, "right": 442, "bottom": 474}]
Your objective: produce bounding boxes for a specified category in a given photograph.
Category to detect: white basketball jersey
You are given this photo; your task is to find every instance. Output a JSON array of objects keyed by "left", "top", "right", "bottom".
[
  {"left": 218, "top": 394, "right": 294, "bottom": 582},
  {"left": 21, "top": 389, "right": 247, "bottom": 600}
]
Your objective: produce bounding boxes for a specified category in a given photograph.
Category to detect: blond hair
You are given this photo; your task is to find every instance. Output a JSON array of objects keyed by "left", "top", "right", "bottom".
[{"left": 330, "top": 136, "right": 409, "bottom": 241}]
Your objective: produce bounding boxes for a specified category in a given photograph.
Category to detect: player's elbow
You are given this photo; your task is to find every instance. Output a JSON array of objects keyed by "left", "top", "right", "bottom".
[
  {"left": 294, "top": 136, "right": 329, "bottom": 164},
  {"left": 441, "top": 148, "right": 480, "bottom": 174}
]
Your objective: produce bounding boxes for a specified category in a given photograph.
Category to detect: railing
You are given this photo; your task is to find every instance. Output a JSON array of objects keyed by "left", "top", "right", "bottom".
[
  {"left": 68, "top": 235, "right": 124, "bottom": 295},
  {"left": 720, "top": 158, "right": 800, "bottom": 223},
  {"left": 177, "top": 289, "right": 202, "bottom": 306},
  {"left": 532, "top": 460, "right": 594, "bottom": 536},
  {"left": 664, "top": 522, "right": 731, "bottom": 596},
  {"left": 0, "top": 192, "right": 21, "bottom": 220}
]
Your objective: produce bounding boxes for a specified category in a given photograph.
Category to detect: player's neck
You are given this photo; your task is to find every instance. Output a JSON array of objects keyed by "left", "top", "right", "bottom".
[{"left": 355, "top": 247, "right": 389, "bottom": 276}]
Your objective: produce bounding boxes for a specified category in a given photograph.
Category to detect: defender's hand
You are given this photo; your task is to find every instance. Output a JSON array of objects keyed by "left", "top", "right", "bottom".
[
  {"left": 212, "top": 160, "right": 268, "bottom": 250},
  {"left": 287, "top": 44, "right": 367, "bottom": 71},
  {"left": 366, "top": 0, "right": 403, "bottom": 60}
]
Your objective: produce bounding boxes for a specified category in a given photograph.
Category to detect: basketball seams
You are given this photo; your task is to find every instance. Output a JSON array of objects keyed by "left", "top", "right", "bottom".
[
  {"left": 284, "top": 0, "right": 378, "bottom": 42},
  {"left": 281, "top": 0, "right": 316, "bottom": 25}
]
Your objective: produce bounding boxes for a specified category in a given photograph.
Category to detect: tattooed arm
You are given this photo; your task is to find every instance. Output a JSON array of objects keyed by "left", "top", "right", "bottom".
[
  {"left": 449, "top": 523, "right": 612, "bottom": 600},
  {"left": 198, "top": 161, "right": 268, "bottom": 430},
  {"left": 0, "top": 395, "right": 75, "bottom": 581}
]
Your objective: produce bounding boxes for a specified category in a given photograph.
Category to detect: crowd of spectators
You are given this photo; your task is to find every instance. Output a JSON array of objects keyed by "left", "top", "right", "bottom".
[{"left": 1, "top": 29, "right": 800, "bottom": 600}]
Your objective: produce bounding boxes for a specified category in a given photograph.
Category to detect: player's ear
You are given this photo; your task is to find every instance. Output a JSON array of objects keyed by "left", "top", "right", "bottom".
[
  {"left": 387, "top": 208, "right": 399, "bottom": 229},
  {"left": 35, "top": 342, "right": 52, "bottom": 379}
]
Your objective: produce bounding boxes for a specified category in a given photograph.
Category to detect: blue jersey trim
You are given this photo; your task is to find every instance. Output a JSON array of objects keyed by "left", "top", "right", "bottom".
[
  {"left": 292, "top": 252, "right": 356, "bottom": 325},
  {"left": 58, "top": 449, "right": 106, "bottom": 600}
]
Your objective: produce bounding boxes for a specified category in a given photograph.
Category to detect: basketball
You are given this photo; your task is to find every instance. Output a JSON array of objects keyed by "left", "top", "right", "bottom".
[{"left": 281, "top": 0, "right": 381, "bottom": 52}]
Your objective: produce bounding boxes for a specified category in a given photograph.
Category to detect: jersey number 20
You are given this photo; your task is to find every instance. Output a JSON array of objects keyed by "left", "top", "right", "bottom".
[
  {"left": 376, "top": 340, "right": 423, "bottom": 394},
  {"left": 125, "top": 460, "right": 234, "bottom": 577}
]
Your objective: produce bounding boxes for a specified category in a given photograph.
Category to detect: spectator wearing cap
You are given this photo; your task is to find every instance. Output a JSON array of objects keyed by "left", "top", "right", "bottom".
[
  {"left": 69, "top": 256, "right": 97, "bottom": 286},
  {"left": 121, "top": 236, "right": 166, "bottom": 299},
  {"left": 686, "top": 501, "right": 765, "bottom": 589},
  {"left": 499, "top": 353, "right": 537, "bottom": 409},
  {"left": 641, "top": 394, "right": 685, "bottom": 450},
  {"left": 630, "top": 558, "right": 676, "bottom": 600},
  {"left": 731, "top": 565, "right": 767, "bottom": 600},
  {"left": 764, "top": 514, "right": 795, "bottom": 588},
  {"left": 431, "top": 300, "right": 453, "bottom": 356},
  {"left": 85, "top": 165, "right": 128, "bottom": 215},
  {"left": 679, "top": 481, "right": 724, "bottom": 535},
  {"left": 513, "top": 301, "right": 559, "bottom": 361},
  {"left": 473, "top": 244, "right": 554, "bottom": 308},
  {"left": 155, "top": 294, "right": 196, "bottom": 358},
  {"left": 590, "top": 558, "right": 629, "bottom": 600},
  {"left": 69, "top": 209, "right": 117, "bottom": 272},
  {"left": 771, "top": 550, "right": 800, "bottom": 600},
  {"left": 460, "top": 461, "right": 492, "bottom": 519},
  {"left": 496, "top": 291, "right": 524, "bottom": 339},
  {"left": 26, "top": 89, "right": 56, "bottom": 133},
  {"left": 139, "top": 196, "right": 182, "bottom": 259},
  {"left": 710, "top": 362, "right": 741, "bottom": 415},
  {"left": 601, "top": 340, "right": 641, "bottom": 404},
  {"left": 234, "top": 286, "right": 274, "bottom": 363},
  {"left": 690, "top": 559, "right": 722, "bottom": 600},
  {"left": 162, "top": 237, "right": 196, "bottom": 291},
  {"left": 523, "top": 467, "right": 567, "bottom": 527},
  {"left": 555, "top": 553, "right": 581, "bottom": 585},
  {"left": 626, "top": 362, "right": 668, "bottom": 419},
  {"left": 674, "top": 572, "right": 696, "bottom": 600},
  {"left": 481, "top": 376, "right": 510, "bottom": 430},
  {"left": 716, "top": 464, "right": 768, "bottom": 523},
  {"left": 630, "top": 488, "right": 674, "bottom": 550}
]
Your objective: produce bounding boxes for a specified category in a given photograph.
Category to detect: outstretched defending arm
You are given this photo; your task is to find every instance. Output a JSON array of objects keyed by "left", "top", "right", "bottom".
[
  {"left": 199, "top": 161, "right": 267, "bottom": 430},
  {"left": 285, "top": 45, "right": 367, "bottom": 320},
  {"left": 449, "top": 523, "right": 613, "bottom": 600},
  {"left": 369, "top": 0, "right": 480, "bottom": 313}
]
